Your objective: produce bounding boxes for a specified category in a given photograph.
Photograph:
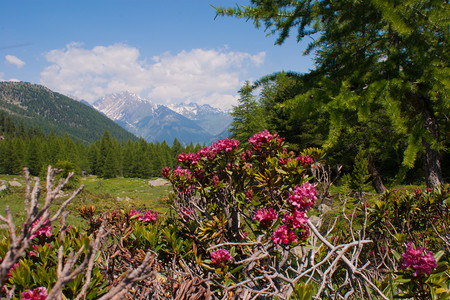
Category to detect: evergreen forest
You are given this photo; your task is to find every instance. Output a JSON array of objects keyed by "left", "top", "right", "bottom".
[{"left": 0, "top": 112, "right": 198, "bottom": 178}]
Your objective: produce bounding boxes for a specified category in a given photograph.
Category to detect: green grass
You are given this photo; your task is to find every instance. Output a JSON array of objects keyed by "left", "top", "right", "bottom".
[{"left": 0, "top": 175, "right": 173, "bottom": 229}]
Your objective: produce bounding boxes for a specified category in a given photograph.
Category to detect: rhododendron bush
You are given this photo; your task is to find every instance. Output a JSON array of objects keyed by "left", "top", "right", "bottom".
[
  {"left": 161, "top": 131, "right": 449, "bottom": 299},
  {"left": 0, "top": 132, "right": 448, "bottom": 299}
]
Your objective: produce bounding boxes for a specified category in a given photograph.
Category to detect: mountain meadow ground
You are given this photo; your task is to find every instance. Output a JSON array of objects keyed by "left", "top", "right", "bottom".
[{"left": 0, "top": 175, "right": 172, "bottom": 229}]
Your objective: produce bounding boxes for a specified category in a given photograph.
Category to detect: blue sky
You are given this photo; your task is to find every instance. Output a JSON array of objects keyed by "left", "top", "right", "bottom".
[{"left": 0, "top": 0, "right": 315, "bottom": 109}]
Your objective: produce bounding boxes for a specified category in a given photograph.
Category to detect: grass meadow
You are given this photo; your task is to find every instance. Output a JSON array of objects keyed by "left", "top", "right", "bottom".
[{"left": 0, "top": 174, "right": 173, "bottom": 228}]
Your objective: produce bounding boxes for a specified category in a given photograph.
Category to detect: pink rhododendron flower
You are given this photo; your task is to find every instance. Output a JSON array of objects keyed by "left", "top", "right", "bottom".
[
  {"left": 240, "top": 150, "right": 253, "bottom": 162},
  {"left": 297, "top": 155, "right": 314, "bottom": 165},
  {"left": 248, "top": 130, "right": 284, "bottom": 150},
  {"left": 29, "top": 244, "right": 40, "bottom": 257},
  {"left": 245, "top": 189, "right": 253, "bottom": 200},
  {"left": 211, "top": 248, "right": 232, "bottom": 267},
  {"left": 282, "top": 210, "right": 308, "bottom": 229},
  {"left": 173, "top": 167, "right": 192, "bottom": 180},
  {"left": 198, "top": 146, "right": 217, "bottom": 161},
  {"left": 248, "top": 130, "right": 275, "bottom": 146},
  {"left": 253, "top": 208, "right": 277, "bottom": 228},
  {"left": 212, "top": 175, "right": 220, "bottom": 187},
  {"left": 271, "top": 225, "right": 298, "bottom": 245},
  {"left": 400, "top": 242, "right": 437, "bottom": 276},
  {"left": 179, "top": 207, "right": 194, "bottom": 220},
  {"left": 161, "top": 167, "right": 171, "bottom": 178},
  {"left": 297, "top": 225, "right": 310, "bottom": 242},
  {"left": 129, "top": 209, "right": 142, "bottom": 219},
  {"left": 28, "top": 218, "right": 52, "bottom": 240},
  {"left": 211, "top": 138, "right": 240, "bottom": 153},
  {"left": 142, "top": 210, "right": 158, "bottom": 223},
  {"left": 288, "top": 182, "right": 317, "bottom": 211},
  {"left": 178, "top": 152, "right": 201, "bottom": 165},
  {"left": 21, "top": 286, "right": 47, "bottom": 300}
]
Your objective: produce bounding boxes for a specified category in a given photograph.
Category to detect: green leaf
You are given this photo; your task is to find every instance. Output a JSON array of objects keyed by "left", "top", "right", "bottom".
[
  {"left": 391, "top": 249, "right": 401, "bottom": 261},
  {"left": 230, "top": 264, "right": 245, "bottom": 274},
  {"left": 434, "top": 250, "right": 444, "bottom": 262}
]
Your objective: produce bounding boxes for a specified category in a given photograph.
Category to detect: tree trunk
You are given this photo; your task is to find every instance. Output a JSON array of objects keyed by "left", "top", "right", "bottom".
[
  {"left": 419, "top": 95, "right": 444, "bottom": 189},
  {"left": 367, "top": 154, "right": 387, "bottom": 194},
  {"left": 423, "top": 141, "right": 443, "bottom": 189}
]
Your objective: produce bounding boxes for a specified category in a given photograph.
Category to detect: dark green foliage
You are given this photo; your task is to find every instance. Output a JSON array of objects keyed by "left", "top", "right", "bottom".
[
  {"left": 216, "top": 0, "right": 449, "bottom": 187},
  {"left": 0, "top": 117, "right": 203, "bottom": 179},
  {"left": 230, "top": 81, "right": 267, "bottom": 143},
  {"left": 350, "top": 149, "right": 371, "bottom": 198}
]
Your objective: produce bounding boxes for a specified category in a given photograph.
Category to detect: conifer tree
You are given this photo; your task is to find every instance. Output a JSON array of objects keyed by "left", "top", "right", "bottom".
[
  {"left": 97, "top": 131, "right": 119, "bottom": 178},
  {"left": 122, "top": 140, "right": 136, "bottom": 177},
  {"left": 25, "top": 137, "right": 42, "bottom": 176},
  {"left": 230, "top": 81, "right": 267, "bottom": 143},
  {"left": 216, "top": 0, "right": 449, "bottom": 188}
]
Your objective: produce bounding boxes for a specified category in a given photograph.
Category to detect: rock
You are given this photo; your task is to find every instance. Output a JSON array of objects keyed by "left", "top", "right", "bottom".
[
  {"left": 148, "top": 178, "right": 170, "bottom": 187},
  {"left": 291, "top": 245, "right": 304, "bottom": 258},
  {"left": 318, "top": 204, "right": 331, "bottom": 214},
  {"left": 8, "top": 180, "right": 22, "bottom": 187},
  {"left": 116, "top": 196, "right": 131, "bottom": 202},
  {"left": 309, "top": 215, "right": 322, "bottom": 227}
]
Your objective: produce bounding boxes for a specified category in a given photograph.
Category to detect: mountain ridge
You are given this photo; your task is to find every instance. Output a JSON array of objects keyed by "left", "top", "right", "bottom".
[
  {"left": 0, "top": 81, "right": 137, "bottom": 143},
  {"left": 93, "top": 92, "right": 232, "bottom": 145}
]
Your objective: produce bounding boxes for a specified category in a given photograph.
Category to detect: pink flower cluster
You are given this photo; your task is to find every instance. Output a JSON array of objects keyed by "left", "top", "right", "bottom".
[
  {"left": 271, "top": 182, "right": 316, "bottom": 246},
  {"left": 129, "top": 209, "right": 158, "bottom": 223},
  {"left": 198, "top": 146, "right": 217, "bottom": 161},
  {"left": 288, "top": 182, "right": 317, "bottom": 211},
  {"left": 282, "top": 210, "right": 308, "bottom": 229},
  {"left": 5, "top": 261, "right": 19, "bottom": 278},
  {"left": 240, "top": 150, "right": 253, "bottom": 162},
  {"left": 253, "top": 208, "right": 277, "bottom": 228},
  {"left": 21, "top": 287, "right": 47, "bottom": 300},
  {"left": 172, "top": 167, "right": 192, "bottom": 180},
  {"left": 161, "top": 167, "right": 171, "bottom": 178},
  {"left": 245, "top": 189, "right": 253, "bottom": 200},
  {"left": 178, "top": 152, "right": 201, "bottom": 165},
  {"left": 212, "top": 175, "right": 220, "bottom": 187},
  {"left": 29, "top": 244, "right": 51, "bottom": 257},
  {"left": 272, "top": 225, "right": 298, "bottom": 245},
  {"left": 28, "top": 218, "right": 52, "bottom": 240},
  {"left": 297, "top": 155, "right": 314, "bottom": 165},
  {"left": 210, "top": 248, "right": 232, "bottom": 267},
  {"left": 211, "top": 138, "right": 240, "bottom": 153},
  {"left": 179, "top": 207, "right": 194, "bottom": 220},
  {"left": 400, "top": 242, "right": 437, "bottom": 277},
  {"left": 248, "top": 130, "right": 284, "bottom": 150}
]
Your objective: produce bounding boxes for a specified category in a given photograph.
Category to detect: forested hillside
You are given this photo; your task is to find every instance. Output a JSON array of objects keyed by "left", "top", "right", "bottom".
[
  {"left": 0, "top": 81, "right": 137, "bottom": 143},
  {"left": 0, "top": 115, "right": 198, "bottom": 178}
]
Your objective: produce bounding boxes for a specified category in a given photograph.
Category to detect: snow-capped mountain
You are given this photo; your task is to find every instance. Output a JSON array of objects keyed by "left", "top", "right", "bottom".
[
  {"left": 93, "top": 92, "right": 232, "bottom": 145},
  {"left": 168, "top": 102, "right": 232, "bottom": 136}
]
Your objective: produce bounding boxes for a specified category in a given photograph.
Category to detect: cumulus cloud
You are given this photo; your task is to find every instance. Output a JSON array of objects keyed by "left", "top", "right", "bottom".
[
  {"left": 40, "top": 43, "right": 265, "bottom": 109},
  {"left": 5, "top": 55, "right": 25, "bottom": 68}
]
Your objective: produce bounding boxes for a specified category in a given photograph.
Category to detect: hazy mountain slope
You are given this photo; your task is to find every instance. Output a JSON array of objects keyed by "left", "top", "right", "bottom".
[
  {"left": 168, "top": 102, "right": 232, "bottom": 136},
  {"left": 94, "top": 92, "right": 215, "bottom": 145},
  {"left": 0, "top": 81, "right": 137, "bottom": 143}
]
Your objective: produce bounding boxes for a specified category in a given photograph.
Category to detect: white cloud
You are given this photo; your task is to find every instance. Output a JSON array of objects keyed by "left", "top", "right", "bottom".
[
  {"left": 40, "top": 43, "right": 265, "bottom": 109},
  {"left": 5, "top": 55, "right": 25, "bottom": 68}
]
